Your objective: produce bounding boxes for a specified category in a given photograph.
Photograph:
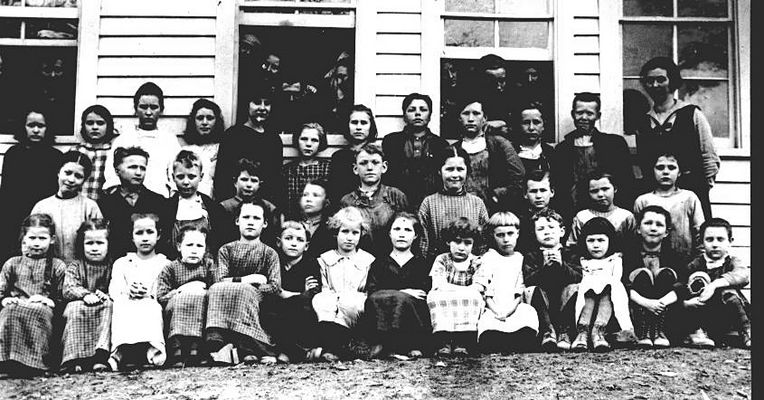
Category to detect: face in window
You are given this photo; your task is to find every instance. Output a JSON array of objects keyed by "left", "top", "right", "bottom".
[
  {"left": 442, "top": 61, "right": 458, "bottom": 88},
  {"left": 641, "top": 67, "right": 672, "bottom": 101},
  {"left": 25, "top": 112, "right": 47, "bottom": 143},
  {"left": 459, "top": 102, "right": 486, "bottom": 138},
  {"left": 262, "top": 54, "right": 280, "bottom": 76},
  {"left": 519, "top": 108, "right": 544, "bottom": 145},
  {"left": 484, "top": 67, "right": 507, "bottom": 93},
  {"left": 194, "top": 107, "right": 216, "bottom": 137},
  {"left": 248, "top": 97, "right": 271, "bottom": 125},
  {"left": 334, "top": 65, "right": 350, "bottom": 91},
  {"left": 403, "top": 99, "right": 432, "bottom": 130},
  {"left": 83, "top": 112, "right": 109, "bottom": 143},
  {"left": 41, "top": 58, "right": 65, "bottom": 80},
  {"left": 135, "top": 95, "right": 162, "bottom": 131},
  {"left": 520, "top": 67, "right": 540, "bottom": 87}
]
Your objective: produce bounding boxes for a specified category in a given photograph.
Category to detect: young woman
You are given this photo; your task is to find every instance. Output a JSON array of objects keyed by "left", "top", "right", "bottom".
[{"left": 179, "top": 98, "right": 225, "bottom": 198}]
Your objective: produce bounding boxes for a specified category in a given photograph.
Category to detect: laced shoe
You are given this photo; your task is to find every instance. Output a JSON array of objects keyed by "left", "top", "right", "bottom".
[{"left": 688, "top": 328, "right": 716, "bottom": 348}]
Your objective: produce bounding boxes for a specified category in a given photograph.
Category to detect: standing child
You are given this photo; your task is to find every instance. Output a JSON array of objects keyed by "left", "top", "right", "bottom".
[
  {"left": 205, "top": 199, "right": 281, "bottom": 365},
  {"left": 567, "top": 171, "right": 635, "bottom": 254},
  {"left": 681, "top": 218, "right": 750, "bottom": 349},
  {"left": 365, "top": 212, "right": 432, "bottom": 360},
  {"left": 475, "top": 212, "right": 539, "bottom": 354},
  {"left": 571, "top": 217, "right": 634, "bottom": 352},
  {"left": 311, "top": 206, "right": 375, "bottom": 362},
  {"left": 108, "top": 213, "right": 169, "bottom": 371},
  {"left": 60, "top": 219, "right": 114, "bottom": 373},
  {"left": 634, "top": 153, "right": 705, "bottom": 258},
  {"left": 281, "top": 122, "right": 331, "bottom": 217},
  {"left": 426, "top": 217, "right": 485, "bottom": 357},
  {"left": 328, "top": 104, "right": 378, "bottom": 203},
  {"left": 522, "top": 208, "right": 582, "bottom": 351},
  {"left": 31, "top": 150, "right": 103, "bottom": 263},
  {"left": 71, "top": 105, "right": 117, "bottom": 202},
  {"left": 0, "top": 214, "right": 66, "bottom": 376},
  {"left": 157, "top": 225, "right": 220, "bottom": 368}
]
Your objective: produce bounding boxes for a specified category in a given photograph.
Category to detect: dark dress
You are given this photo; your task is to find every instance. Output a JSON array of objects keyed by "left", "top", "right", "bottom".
[
  {"left": 364, "top": 255, "right": 432, "bottom": 351},
  {"left": 327, "top": 147, "right": 358, "bottom": 205},
  {"left": 97, "top": 186, "right": 169, "bottom": 259}
]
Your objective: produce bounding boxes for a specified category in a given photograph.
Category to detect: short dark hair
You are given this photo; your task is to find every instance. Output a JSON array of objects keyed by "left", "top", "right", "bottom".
[
  {"left": 524, "top": 170, "right": 553, "bottom": 191},
  {"left": 531, "top": 208, "right": 565, "bottom": 226},
  {"left": 572, "top": 92, "right": 601, "bottom": 112},
  {"left": 59, "top": 150, "right": 94, "bottom": 180},
  {"left": 479, "top": 53, "right": 506, "bottom": 71},
  {"left": 401, "top": 92, "right": 433, "bottom": 114},
  {"left": 354, "top": 142, "right": 385, "bottom": 161},
  {"left": 514, "top": 100, "right": 546, "bottom": 127},
  {"left": 579, "top": 217, "right": 617, "bottom": 258},
  {"left": 133, "top": 82, "right": 164, "bottom": 111},
  {"left": 640, "top": 56, "right": 683, "bottom": 91},
  {"left": 239, "top": 197, "right": 272, "bottom": 223},
  {"left": 441, "top": 217, "right": 482, "bottom": 244},
  {"left": 175, "top": 224, "right": 209, "bottom": 246},
  {"left": 172, "top": 149, "right": 203, "bottom": 173},
  {"left": 79, "top": 104, "right": 116, "bottom": 143},
  {"left": 184, "top": 98, "right": 224, "bottom": 145},
  {"left": 293, "top": 122, "right": 328, "bottom": 153},
  {"left": 653, "top": 152, "right": 682, "bottom": 169},
  {"left": 113, "top": 146, "right": 149, "bottom": 169},
  {"left": 636, "top": 205, "right": 673, "bottom": 233},
  {"left": 130, "top": 212, "right": 160, "bottom": 232},
  {"left": 435, "top": 145, "right": 472, "bottom": 176},
  {"left": 699, "top": 217, "right": 733, "bottom": 240},
  {"left": 233, "top": 158, "right": 263, "bottom": 181},
  {"left": 586, "top": 170, "right": 617, "bottom": 190}
]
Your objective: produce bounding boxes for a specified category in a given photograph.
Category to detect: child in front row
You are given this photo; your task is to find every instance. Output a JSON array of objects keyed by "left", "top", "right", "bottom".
[
  {"left": 108, "top": 213, "right": 169, "bottom": 371},
  {"left": 522, "top": 208, "right": 582, "bottom": 351},
  {"left": 572, "top": 217, "right": 634, "bottom": 352},
  {"left": 426, "top": 217, "right": 485, "bottom": 358},
  {"left": 60, "top": 219, "right": 114, "bottom": 373},
  {"left": 475, "top": 212, "right": 539, "bottom": 354},
  {"left": 311, "top": 206, "right": 375, "bottom": 362},
  {"left": 0, "top": 214, "right": 67, "bottom": 376},
  {"left": 681, "top": 218, "right": 750, "bottom": 349},
  {"left": 157, "top": 225, "right": 220, "bottom": 368}
]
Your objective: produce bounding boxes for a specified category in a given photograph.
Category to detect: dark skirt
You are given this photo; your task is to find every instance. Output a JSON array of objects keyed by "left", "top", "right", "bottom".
[
  {"left": 366, "top": 290, "right": 432, "bottom": 334},
  {"left": 262, "top": 293, "right": 320, "bottom": 358}
]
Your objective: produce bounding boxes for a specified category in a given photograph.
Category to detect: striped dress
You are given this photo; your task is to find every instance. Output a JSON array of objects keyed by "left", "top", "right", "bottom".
[
  {"left": 426, "top": 253, "right": 484, "bottom": 333},
  {"left": 60, "top": 259, "right": 113, "bottom": 366},
  {"left": 418, "top": 191, "right": 489, "bottom": 260},
  {"left": 157, "top": 258, "right": 220, "bottom": 340},
  {"left": 0, "top": 255, "right": 66, "bottom": 370}
]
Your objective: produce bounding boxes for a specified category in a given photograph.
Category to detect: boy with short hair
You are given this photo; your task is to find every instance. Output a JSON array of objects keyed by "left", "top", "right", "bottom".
[
  {"left": 522, "top": 208, "right": 582, "bottom": 351},
  {"left": 681, "top": 218, "right": 750, "bottom": 349},
  {"left": 339, "top": 143, "right": 409, "bottom": 255},
  {"left": 516, "top": 170, "right": 558, "bottom": 253},
  {"left": 219, "top": 158, "right": 280, "bottom": 246}
]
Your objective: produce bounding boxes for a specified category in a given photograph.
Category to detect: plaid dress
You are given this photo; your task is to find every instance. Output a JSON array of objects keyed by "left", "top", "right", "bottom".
[
  {"left": 0, "top": 255, "right": 66, "bottom": 370},
  {"left": 157, "top": 258, "right": 220, "bottom": 339},
  {"left": 426, "top": 253, "right": 484, "bottom": 333},
  {"left": 312, "top": 249, "right": 374, "bottom": 328},
  {"left": 71, "top": 142, "right": 112, "bottom": 202},
  {"left": 60, "top": 260, "right": 113, "bottom": 365},
  {"left": 281, "top": 159, "right": 331, "bottom": 217},
  {"left": 418, "top": 191, "right": 489, "bottom": 260},
  {"left": 206, "top": 241, "right": 280, "bottom": 345}
]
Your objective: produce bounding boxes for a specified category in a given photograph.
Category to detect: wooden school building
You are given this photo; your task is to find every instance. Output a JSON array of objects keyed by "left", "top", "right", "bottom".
[{"left": 0, "top": 0, "right": 751, "bottom": 275}]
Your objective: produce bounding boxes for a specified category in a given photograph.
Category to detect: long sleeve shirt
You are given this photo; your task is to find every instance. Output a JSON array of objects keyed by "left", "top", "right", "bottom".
[
  {"left": 62, "top": 260, "right": 112, "bottom": 301},
  {"left": 156, "top": 258, "right": 220, "bottom": 307},
  {"left": 217, "top": 240, "right": 281, "bottom": 295}
]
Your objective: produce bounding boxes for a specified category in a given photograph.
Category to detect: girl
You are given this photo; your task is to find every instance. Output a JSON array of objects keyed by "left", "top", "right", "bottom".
[
  {"left": 571, "top": 217, "right": 634, "bottom": 352},
  {"left": 475, "top": 212, "right": 539, "bottom": 354},
  {"left": 418, "top": 145, "right": 489, "bottom": 260},
  {"left": 60, "top": 219, "right": 114, "bottom": 373},
  {"left": 108, "top": 213, "right": 168, "bottom": 371},
  {"left": 70, "top": 105, "right": 117, "bottom": 202},
  {"left": 0, "top": 214, "right": 66, "bottom": 376},
  {"left": 157, "top": 225, "right": 220, "bottom": 368},
  {"left": 328, "top": 104, "right": 378, "bottom": 204},
  {"left": 365, "top": 212, "right": 432, "bottom": 360},
  {"left": 281, "top": 122, "right": 331, "bottom": 217},
  {"left": 31, "top": 150, "right": 103, "bottom": 263},
  {"left": 205, "top": 199, "right": 281, "bottom": 365},
  {"left": 180, "top": 98, "right": 225, "bottom": 198},
  {"left": 0, "top": 107, "right": 62, "bottom": 262},
  {"left": 311, "top": 206, "right": 375, "bottom": 362},
  {"left": 426, "top": 217, "right": 484, "bottom": 357}
]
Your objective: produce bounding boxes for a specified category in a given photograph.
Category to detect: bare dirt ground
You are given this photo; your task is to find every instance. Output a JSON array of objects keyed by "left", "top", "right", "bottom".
[{"left": 0, "top": 347, "right": 751, "bottom": 400}]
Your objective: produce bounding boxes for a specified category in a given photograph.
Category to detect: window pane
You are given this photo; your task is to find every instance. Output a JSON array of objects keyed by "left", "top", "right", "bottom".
[
  {"left": 622, "top": 24, "right": 672, "bottom": 76},
  {"left": 445, "top": 0, "right": 494, "bottom": 13},
  {"left": 679, "top": 80, "right": 729, "bottom": 138},
  {"left": 496, "top": 0, "right": 548, "bottom": 14},
  {"left": 678, "top": 0, "right": 727, "bottom": 17},
  {"left": 445, "top": 19, "right": 494, "bottom": 47},
  {"left": 678, "top": 24, "right": 728, "bottom": 78},
  {"left": 623, "top": 0, "right": 672, "bottom": 17},
  {"left": 498, "top": 21, "right": 549, "bottom": 48},
  {"left": 25, "top": 19, "right": 78, "bottom": 40},
  {"left": 0, "top": 19, "right": 21, "bottom": 39}
]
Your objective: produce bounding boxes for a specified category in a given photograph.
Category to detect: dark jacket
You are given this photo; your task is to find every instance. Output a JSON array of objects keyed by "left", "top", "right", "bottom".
[
  {"left": 97, "top": 185, "right": 169, "bottom": 259},
  {"left": 621, "top": 243, "right": 689, "bottom": 299},
  {"left": 162, "top": 192, "right": 228, "bottom": 260}
]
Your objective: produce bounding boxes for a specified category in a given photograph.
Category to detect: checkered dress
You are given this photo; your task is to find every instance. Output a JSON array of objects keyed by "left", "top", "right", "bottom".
[
  {"left": 71, "top": 142, "right": 112, "bottom": 202},
  {"left": 418, "top": 191, "right": 489, "bottom": 259},
  {"left": 0, "top": 255, "right": 66, "bottom": 370},
  {"left": 426, "top": 253, "right": 484, "bottom": 333},
  {"left": 157, "top": 258, "right": 220, "bottom": 339},
  {"left": 281, "top": 159, "right": 331, "bottom": 216},
  {"left": 206, "top": 241, "right": 280, "bottom": 344},
  {"left": 60, "top": 260, "right": 113, "bottom": 365}
]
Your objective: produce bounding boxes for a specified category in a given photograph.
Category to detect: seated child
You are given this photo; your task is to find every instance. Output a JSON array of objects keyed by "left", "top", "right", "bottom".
[
  {"left": 365, "top": 212, "right": 432, "bottom": 360},
  {"left": 108, "top": 213, "right": 169, "bottom": 371},
  {"left": 220, "top": 158, "right": 280, "bottom": 247},
  {"left": 623, "top": 206, "right": 688, "bottom": 348},
  {"left": 426, "top": 217, "right": 485, "bottom": 358},
  {"left": 475, "top": 212, "right": 539, "bottom": 354},
  {"left": 522, "top": 208, "right": 582, "bottom": 351},
  {"left": 339, "top": 143, "right": 409, "bottom": 256},
  {"left": 571, "top": 217, "right": 634, "bottom": 352},
  {"left": 0, "top": 214, "right": 67, "bottom": 376},
  {"left": 517, "top": 170, "right": 559, "bottom": 253},
  {"left": 157, "top": 225, "right": 220, "bottom": 368},
  {"left": 567, "top": 171, "right": 635, "bottom": 254},
  {"left": 311, "top": 206, "right": 375, "bottom": 362},
  {"left": 681, "top": 218, "right": 750, "bottom": 349},
  {"left": 31, "top": 150, "right": 103, "bottom": 262},
  {"left": 205, "top": 199, "right": 281, "bottom": 365},
  {"left": 281, "top": 122, "right": 331, "bottom": 218},
  {"left": 60, "top": 219, "right": 114, "bottom": 372},
  {"left": 298, "top": 179, "right": 334, "bottom": 258}
]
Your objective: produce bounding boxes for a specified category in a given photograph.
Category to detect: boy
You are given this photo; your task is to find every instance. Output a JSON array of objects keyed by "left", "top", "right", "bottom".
[
  {"left": 219, "top": 158, "right": 280, "bottom": 246},
  {"left": 103, "top": 82, "right": 182, "bottom": 198},
  {"left": 339, "top": 143, "right": 408, "bottom": 255},
  {"left": 98, "top": 146, "right": 168, "bottom": 258},
  {"left": 634, "top": 153, "right": 705, "bottom": 258},
  {"left": 522, "top": 208, "right": 582, "bottom": 351},
  {"left": 567, "top": 171, "right": 635, "bottom": 254},
  {"left": 516, "top": 170, "right": 557, "bottom": 253},
  {"left": 681, "top": 218, "right": 750, "bottom": 349}
]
